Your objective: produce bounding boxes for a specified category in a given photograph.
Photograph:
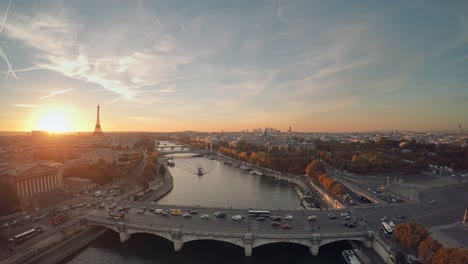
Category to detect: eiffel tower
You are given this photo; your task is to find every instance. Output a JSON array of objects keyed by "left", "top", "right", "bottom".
[{"left": 93, "top": 105, "right": 104, "bottom": 136}]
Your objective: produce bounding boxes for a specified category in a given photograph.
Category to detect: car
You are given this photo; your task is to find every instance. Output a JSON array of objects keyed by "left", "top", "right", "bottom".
[
  {"left": 161, "top": 212, "right": 170, "bottom": 217},
  {"left": 429, "top": 200, "right": 436, "bottom": 204},
  {"left": 307, "top": 215, "right": 317, "bottom": 221},
  {"left": 201, "top": 214, "right": 210, "bottom": 220},
  {"left": 381, "top": 216, "right": 387, "bottom": 221},
  {"left": 346, "top": 223, "right": 356, "bottom": 228},
  {"left": 344, "top": 215, "right": 351, "bottom": 220},
  {"left": 271, "top": 216, "right": 282, "bottom": 221},
  {"left": 340, "top": 212, "right": 349, "bottom": 217},
  {"left": 182, "top": 213, "right": 192, "bottom": 218},
  {"left": 170, "top": 209, "right": 182, "bottom": 216},
  {"left": 282, "top": 224, "right": 292, "bottom": 229},
  {"left": 32, "top": 216, "right": 41, "bottom": 222},
  {"left": 398, "top": 215, "right": 406, "bottom": 220},
  {"left": 148, "top": 208, "right": 155, "bottom": 212},
  {"left": 285, "top": 214, "right": 294, "bottom": 220},
  {"left": 232, "top": 215, "right": 243, "bottom": 220},
  {"left": 327, "top": 213, "right": 334, "bottom": 217},
  {"left": 137, "top": 210, "right": 144, "bottom": 214},
  {"left": 256, "top": 217, "right": 266, "bottom": 221},
  {"left": 271, "top": 221, "right": 281, "bottom": 227},
  {"left": 328, "top": 215, "right": 337, "bottom": 219},
  {"left": 188, "top": 210, "right": 198, "bottom": 215},
  {"left": 23, "top": 215, "right": 31, "bottom": 221},
  {"left": 1, "top": 223, "right": 9, "bottom": 228},
  {"left": 154, "top": 209, "right": 163, "bottom": 214},
  {"left": 214, "top": 212, "right": 226, "bottom": 218}
]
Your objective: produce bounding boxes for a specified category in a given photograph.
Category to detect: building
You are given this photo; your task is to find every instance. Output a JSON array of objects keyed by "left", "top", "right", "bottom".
[
  {"left": 0, "top": 161, "right": 64, "bottom": 208},
  {"left": 63, "top": 177, "right": 98, "bottom": 191}
]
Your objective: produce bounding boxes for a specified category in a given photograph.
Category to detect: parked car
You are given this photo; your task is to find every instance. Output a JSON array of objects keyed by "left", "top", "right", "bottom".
[
  {"left": 344, "top": 215, "right": 351, "bottom": 220},
  {"left": 307, "top": 215, "right": 317, "bottom": 221},
  {"left": 182, "top": 213, "right": 192, "bottom": 218},
  {"left": 282, "top": 224, "right": 292, "bottom": 230},
  {"left": 256, "top": 217, "right": 266, "bottom": 221},
  {"left": 154, "top": 209, "right": 163, "bottom": 214}
]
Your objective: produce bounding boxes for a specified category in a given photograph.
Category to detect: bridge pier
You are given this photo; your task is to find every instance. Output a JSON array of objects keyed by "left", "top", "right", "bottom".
[
  {"left": 309, "top": 244, "right": 319, "bottom": 256},
  {"left": 119, "top": 232, "right": 131, "bottom": 243},
  {"left": 244, "top": 233, "right": 253, "bottom": 257},
  {"left": 172, "top": 229, "right": 184, "bottom": 252},
  {"left": 365, "top": 231, "right": 374, "bottom": 248}
]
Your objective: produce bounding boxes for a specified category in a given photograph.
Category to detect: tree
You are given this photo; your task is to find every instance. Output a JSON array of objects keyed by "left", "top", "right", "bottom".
[
  {"left": 305, "top": 160, "right": 326, "bottom": 177},
  {"left": 418, "top": 237, "right": 442, "bottom": 264},
  {"left": 432, "top": 247, "right": 468, "bottom": 264},
  {"left": 393, "top": 222, "right": 429, "bottom": 251}
]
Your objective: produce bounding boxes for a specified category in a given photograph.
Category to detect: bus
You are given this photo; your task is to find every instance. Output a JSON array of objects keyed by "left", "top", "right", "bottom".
[
  {"left": 248, "top": 210, "right": 270, "bottom": 217},
  {"left": 51, "top": 212, "right": 69, "bottom": 226},
  {"left": 10, "top": 227, "right": 42, "bottom": 243},
  {"left": 380, "top": 222, "right": 393, "bottom": 235}
]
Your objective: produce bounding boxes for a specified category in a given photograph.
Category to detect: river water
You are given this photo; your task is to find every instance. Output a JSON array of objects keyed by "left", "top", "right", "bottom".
[{"left": 63, "top": 153, "right": 351, "bottom": 263}]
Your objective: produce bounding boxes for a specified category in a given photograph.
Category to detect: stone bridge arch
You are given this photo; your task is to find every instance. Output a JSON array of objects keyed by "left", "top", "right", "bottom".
[
  {"left": 253, "top": 239, "right": 312, "bottom": 249},
  {"left": 126, "top": 230, "right": 174, "bottom": 243},
  {"left": 182, "top": 236, "right": 245, "bottom": 249},
  {"left": 319, "top": 231, "right": 374, "bottom": 248}
]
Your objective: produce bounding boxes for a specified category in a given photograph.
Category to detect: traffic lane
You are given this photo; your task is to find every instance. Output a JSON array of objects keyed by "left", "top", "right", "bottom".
[{"left": 92, "top": 209, "right": 366, "bottom": 235}]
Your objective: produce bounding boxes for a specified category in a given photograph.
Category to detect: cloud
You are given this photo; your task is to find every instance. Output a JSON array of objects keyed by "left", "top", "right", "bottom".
[
  {"left": 277, "top": 0, "right": 286, "bottom": 23},
  {"left": 40, "top": 88, "right": 74, "bottom": 100},
  {"left": 128, "top": 116, "right": 165, "bottom": 122},
  {"left": 10, "top": 103, "right": 37, "bottom": 108},
  {"left": 0, "top": 0, "right": 17, "bottom": 80}
]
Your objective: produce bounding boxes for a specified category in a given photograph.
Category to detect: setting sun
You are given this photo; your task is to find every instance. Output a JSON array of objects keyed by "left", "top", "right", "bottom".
[
  {"left": 38, "top": 111, "right": 71, "bottom": 133},
  {"left": 29, "top": 105, "right": 81, "bottom": 133}
]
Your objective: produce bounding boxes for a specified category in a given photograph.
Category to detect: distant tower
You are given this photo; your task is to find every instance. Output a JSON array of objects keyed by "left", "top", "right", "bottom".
[
  {"left": 93, "top": 105, "right": 104, "bottom": 136},
  {"left": 459, "top": 124, "right": 463, "bottom": 134}
]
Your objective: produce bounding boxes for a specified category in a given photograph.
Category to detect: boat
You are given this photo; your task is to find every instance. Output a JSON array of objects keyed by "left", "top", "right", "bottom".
[
  {"left": 342, "top": 250, "right": 362, "bottom": 264},
  {"left": 249, "top": 170, "right": 257, "bottom": 175},
  {"left": 197, "top": 167, "right": 203, "bottom": 176},
  {"left": 240, "top": 165, "right": 251, "bottom": 170},
  {"left": 255, "top": 171, "right": 264, "bottom": 176}
]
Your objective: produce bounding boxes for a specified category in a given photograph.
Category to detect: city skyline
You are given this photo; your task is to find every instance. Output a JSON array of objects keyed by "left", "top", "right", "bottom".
[{"left": 0, "top": 0, "right": 467, "bottom": 133}]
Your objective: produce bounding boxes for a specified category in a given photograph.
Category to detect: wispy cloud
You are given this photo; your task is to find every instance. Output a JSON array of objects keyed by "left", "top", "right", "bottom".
[
  {"left": 10, "top": 103, "right": 36, "bottom": 108},
  {"left": 40, "top": 88, "right": 74, "bottom": 100},
  {"left": 0, "top": 0, "right": 17, "bottom": 80},
  {"left": 277, "top": 0, "right": 286, "bottom": 23}
]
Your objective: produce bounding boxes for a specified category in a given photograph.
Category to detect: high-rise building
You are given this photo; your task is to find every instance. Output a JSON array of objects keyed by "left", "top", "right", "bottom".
[{"left": 93, "top": 105, "right": 104, "bottom": 136}]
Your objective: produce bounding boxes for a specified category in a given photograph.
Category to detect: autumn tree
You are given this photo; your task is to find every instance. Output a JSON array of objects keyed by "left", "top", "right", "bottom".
[
  {"left": 305, "top": 160, "right": 326, "bottom": 177},
  {"left": 393, "top": 222, "right": 429, "bottom": 251},
  {"left": 418, "top": 237, "right": 442, "bottom": 264},
  {"left": 432, "top": 247, "right": 468, "bottom": 264}
]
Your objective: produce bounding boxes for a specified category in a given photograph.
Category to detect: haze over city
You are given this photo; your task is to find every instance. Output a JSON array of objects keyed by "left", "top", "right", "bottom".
[{"left": 0, "top": 0, "right": 467, "bottom": 132}]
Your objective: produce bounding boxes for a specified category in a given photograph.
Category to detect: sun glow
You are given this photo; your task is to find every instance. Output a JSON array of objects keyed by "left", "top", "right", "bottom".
[{"left": 31, "top": 105, "right": 79, "bottom": 133}]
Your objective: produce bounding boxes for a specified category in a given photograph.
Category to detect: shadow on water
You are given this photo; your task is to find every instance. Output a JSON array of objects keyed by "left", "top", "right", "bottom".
[{"left": 63, "top": 231, "right": 352, "bottom": 264}]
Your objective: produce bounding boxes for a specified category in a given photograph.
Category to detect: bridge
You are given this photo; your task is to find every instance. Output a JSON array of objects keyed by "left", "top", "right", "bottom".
[{"left": 79, "top": 205, "right": 376, "bottom": 257}]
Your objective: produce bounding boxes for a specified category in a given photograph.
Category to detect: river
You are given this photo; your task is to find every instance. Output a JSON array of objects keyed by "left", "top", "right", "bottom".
[{"left": 63, "top": 152, "right": 351, "bottom": 263}]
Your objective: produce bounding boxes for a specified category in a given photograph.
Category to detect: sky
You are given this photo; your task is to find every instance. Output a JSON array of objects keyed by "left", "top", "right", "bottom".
[{"left": 0, "top": 0, "right": 467, "bottom": 133}]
